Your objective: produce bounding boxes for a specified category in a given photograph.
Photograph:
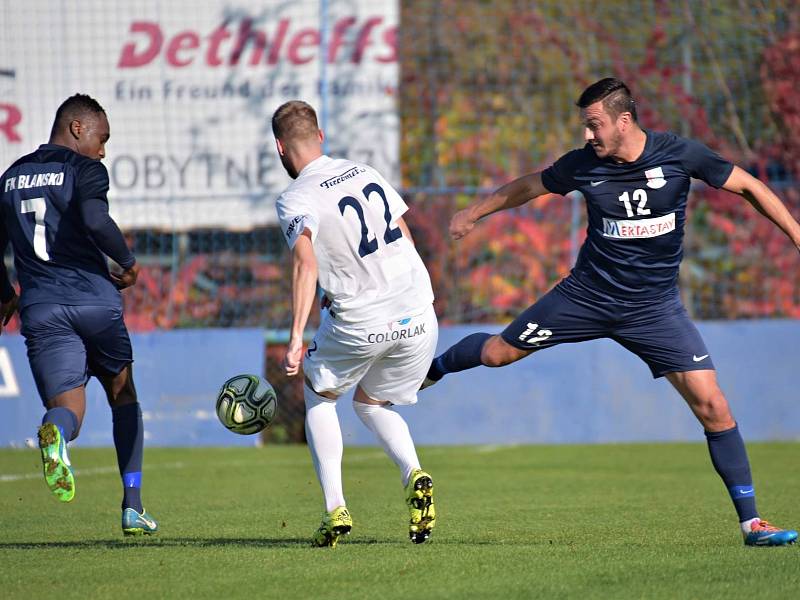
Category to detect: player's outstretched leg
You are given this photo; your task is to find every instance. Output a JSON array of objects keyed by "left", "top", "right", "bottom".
[
  {"left": 38, "top": 406, "right": 79, "bottom": 502},
  {"left": 405, "top": 469, "right": 435, "bottom": 544},
  {"left": 312, "top": 506, "right": 353, "bottom": 548},
  {"left": 421, "top": 332, "right": 492, "bottom": 390}
]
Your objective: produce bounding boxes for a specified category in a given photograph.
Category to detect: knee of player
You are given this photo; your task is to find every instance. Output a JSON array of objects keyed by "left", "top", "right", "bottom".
[
  {"left": 695, "top": 392, "right": 734, "bottom": 425},
  {"left": 107, "top": 381, "right": 137, "bottom": 407},
  {"left": 480, "top": 336, "right": 525, "bottom": 367}
]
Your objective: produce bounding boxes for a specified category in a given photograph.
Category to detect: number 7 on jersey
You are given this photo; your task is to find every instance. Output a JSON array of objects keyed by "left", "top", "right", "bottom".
[{"left": 21, "top": 197, "right": 50, "bottom": 261}]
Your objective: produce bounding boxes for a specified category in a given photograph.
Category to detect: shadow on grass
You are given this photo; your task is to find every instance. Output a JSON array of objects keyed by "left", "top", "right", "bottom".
[
  {"left": 0, "top": 536, "right": 558, "bottom": 550},
  {"left": 0, "top": 537, "right": 425, "bottom": 550}
]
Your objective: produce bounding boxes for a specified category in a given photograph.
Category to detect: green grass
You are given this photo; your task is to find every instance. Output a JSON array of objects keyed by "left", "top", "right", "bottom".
[{"left": 1, "top": 443, "right": 798, "bottom": 599}]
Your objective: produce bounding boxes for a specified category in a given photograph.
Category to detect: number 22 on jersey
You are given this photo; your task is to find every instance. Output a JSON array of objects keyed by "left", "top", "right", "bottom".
[{"left": 338, "top": 182, "right": 402, "bottom": 257}]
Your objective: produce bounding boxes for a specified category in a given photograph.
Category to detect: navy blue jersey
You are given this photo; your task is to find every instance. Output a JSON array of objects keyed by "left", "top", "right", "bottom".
[
  {"left": 0, "top": 144, "right": 134, "bottom": 309},
  {"left": 542, "top": 130, "right": 734, "bottom": 301}
]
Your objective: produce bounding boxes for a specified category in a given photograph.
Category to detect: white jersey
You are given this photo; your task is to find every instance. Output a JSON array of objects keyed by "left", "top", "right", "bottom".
[{"left": 276, "top": 155, "right": 434, "bottom": 327}]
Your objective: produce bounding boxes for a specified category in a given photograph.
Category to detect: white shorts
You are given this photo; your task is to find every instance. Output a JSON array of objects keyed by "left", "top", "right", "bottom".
[{"left": 303, "top": 304, "right": 438, "bottom": 405}]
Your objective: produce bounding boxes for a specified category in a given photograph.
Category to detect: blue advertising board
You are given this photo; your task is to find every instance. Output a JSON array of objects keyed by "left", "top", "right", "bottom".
[{"left": 0, "top": 329, "right": 264, "bottom": 447}]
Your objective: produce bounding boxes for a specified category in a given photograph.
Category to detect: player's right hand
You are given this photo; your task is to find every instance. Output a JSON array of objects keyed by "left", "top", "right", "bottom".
[
  {"left": 0, "top": 292, "right": 18, "bottom": 335},
  {"left": 111, "top": 262, "right": 140, "bottom": 289},
  {"left": 283, "top": 337, "right": 304, "bottom": 377},
  {"left": 449, "top": 208, "right": 477, "bottom": 240}
]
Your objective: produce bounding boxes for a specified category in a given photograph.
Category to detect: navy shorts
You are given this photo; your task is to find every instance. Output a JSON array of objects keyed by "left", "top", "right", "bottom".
[
  {"left": 500, "top": 282, "right": 713, "bottom": 378},
  {"left": 20, "top": 303, "right": 133, "bottom": 405}
]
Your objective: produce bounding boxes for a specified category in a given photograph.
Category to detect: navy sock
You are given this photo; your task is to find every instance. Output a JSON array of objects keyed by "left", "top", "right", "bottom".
[
  {"left": 112, "top": 403, "right": 144, "bottom": 513},
  {"left": 427, "top": 332, "right": 492, "bottom": 381},
  {"left": 42, "top": 407, "right": 78, "bottom": 442},
  {"left": 705, "top": 424, "right": 758, "bottom": 522}
]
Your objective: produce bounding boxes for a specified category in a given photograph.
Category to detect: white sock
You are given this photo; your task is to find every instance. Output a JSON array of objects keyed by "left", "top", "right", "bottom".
[
  {"left": 740, "top": 517, "right": 761, "bottom": 534},
  {"left": 304, "top": 383, "right": 346, "bottom": 512},
  {"left": 353, "top": 401, "right": 420, "bottom": 486}
]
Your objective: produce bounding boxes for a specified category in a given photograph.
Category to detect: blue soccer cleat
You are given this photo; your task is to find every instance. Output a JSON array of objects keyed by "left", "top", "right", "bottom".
[
  {"left": 38, "top": 423, "right": 75, "bottom": 502},
  {"left": 743, "top": 519, "right": 798, "bottom": 546},
  {"left": 122, "top": 508, "right": 159, "bottom": 536}
]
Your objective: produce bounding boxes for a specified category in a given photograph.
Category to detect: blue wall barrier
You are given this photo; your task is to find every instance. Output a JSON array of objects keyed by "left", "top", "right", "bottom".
[
  {"left": 337, "top": 320, "right": 800, "bottom": 446},
  {"left": 1, "top": 321, "right": 797, "bottom": 447},
  {"left": 0, "top": 329, "right": 264, "bottom": 448}
]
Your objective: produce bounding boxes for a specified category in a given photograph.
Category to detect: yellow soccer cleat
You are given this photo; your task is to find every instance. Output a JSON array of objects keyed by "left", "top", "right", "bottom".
[
  {"left": 312, "top": 506, "right": 352, "bottom": 548},
  {"left": 405, "top": 469, "right": 435, "bottom": 544}
]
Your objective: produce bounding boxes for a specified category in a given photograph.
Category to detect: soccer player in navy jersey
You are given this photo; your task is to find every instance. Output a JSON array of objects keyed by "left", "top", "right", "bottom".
[
  {"left": 0, "top": 94, "right": 157, "bottom": 536},
  {"left": 424, "top": 78, "right": 799, "bottom": 546}
]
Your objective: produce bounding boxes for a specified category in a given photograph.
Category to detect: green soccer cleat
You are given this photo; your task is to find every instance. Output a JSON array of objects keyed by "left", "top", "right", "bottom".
[
  {"left": 38, "top": 423, "right": 75, "bottom": 502},
  {"left": 405, "top": 469, "right": 435, "bottom": 544},
  {"left": 122, "top": 508, "right": 159, "bottom": 536},
  {"left": 312, "top": 506, "right": 352, "bottom": 548}
]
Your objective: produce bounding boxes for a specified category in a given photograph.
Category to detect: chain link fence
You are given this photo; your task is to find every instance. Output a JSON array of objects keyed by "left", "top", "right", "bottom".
[{"left": 4, "top": 1, "right": 799, "bottom": 443}]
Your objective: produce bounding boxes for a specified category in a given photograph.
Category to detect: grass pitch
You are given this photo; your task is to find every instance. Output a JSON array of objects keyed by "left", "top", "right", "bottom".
[{"left": 1, "top": 443, "right": 798, "bottom": 599}]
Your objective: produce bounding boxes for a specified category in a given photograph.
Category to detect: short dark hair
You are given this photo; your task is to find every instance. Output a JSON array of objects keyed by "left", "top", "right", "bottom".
[
  {"left": 576, "top": 78, "right": 637, "bottom": 122},
  {"left": 51, "top": 93, "right": 106, "bottom": 136},
  {"left": 272, "top": 100, "right": 319, "bottom": 141}
]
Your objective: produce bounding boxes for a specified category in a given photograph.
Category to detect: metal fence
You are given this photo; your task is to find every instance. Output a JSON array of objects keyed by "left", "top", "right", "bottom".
[
  {"left": 4, "top": 1, "right": 798, "bottom": 332},
  {"left": 4, "top": 1, "right": 800, "bottom": 443}
]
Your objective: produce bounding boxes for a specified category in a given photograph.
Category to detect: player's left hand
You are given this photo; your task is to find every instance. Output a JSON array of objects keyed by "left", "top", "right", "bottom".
[
  {"left": 283, "top": 337, "right": 304, "bottom": 377},
  {"left": 111, "top": 262, "right": 140, "bottom": 289},
  {"left": 0, "top": 293, "right": 18, "bottom": 335}
]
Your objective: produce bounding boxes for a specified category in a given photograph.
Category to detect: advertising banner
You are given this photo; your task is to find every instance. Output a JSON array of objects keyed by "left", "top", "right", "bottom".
[
  {"left": 0, "top": 0, "right": 398, "bottom": 230},
  {"left": 0, "top": 329, "right": 265, "bottom": 448}
]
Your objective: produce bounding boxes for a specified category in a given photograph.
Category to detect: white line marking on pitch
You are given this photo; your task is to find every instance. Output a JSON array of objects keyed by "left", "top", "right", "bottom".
[
  {"left": 0, "top": 461, "right": 186, "bottom": 483},
  {"left": 473, "top": 445, "right": 519, "bottom": 453}
]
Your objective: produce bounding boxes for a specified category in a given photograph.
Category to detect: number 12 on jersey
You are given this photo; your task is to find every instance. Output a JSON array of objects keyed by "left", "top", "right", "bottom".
[{"left": 338, "top": 182, "right": 402, "bottom": 257}]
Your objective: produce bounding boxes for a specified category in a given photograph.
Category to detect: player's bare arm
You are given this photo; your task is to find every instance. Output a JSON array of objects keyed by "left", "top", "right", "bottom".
[
  {"left": 397, "top": 216, "right": 415, "bottom": 245},
  {"left": 722, "top": 165, "right": 800, "bottom": 252},
  {"left": 284, "top": 228, "right": 318, "bottom": 377},
  {"left": 450, "top": 171, "right": 550, "bottom": 240}
]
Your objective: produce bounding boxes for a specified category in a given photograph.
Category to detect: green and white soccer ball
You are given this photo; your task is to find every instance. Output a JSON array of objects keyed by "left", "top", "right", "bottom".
[{"left": 215, "top": 374, "right": 278, "bottom": 435}]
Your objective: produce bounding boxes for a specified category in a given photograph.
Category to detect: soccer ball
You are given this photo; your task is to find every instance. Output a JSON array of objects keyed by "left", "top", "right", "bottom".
[{"left": 215, "top": 374, "right": 277, "bottom": 435}]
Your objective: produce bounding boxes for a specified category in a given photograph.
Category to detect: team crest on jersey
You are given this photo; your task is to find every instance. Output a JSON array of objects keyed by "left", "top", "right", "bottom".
[{"left": 644, "top": 167, "right": 667, "bottom": 189}]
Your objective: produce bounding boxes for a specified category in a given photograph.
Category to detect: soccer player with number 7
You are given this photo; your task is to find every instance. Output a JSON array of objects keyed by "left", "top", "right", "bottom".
[
  {"left": 0, "top": 94, "right": 156, "bottom": 536},
  {"left": 423, "top": 78, "right": 799, "bottom": 546}
]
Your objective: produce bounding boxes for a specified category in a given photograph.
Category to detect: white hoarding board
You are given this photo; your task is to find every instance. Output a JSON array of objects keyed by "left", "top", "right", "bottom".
[{"left": 0, "top": 0, "right": 398, "bottom": 230}]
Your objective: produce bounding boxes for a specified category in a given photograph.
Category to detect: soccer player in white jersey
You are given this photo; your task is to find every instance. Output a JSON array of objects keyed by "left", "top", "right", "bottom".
[{"left": 273, "top": 101, "right": 438, "bottom": 547}]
